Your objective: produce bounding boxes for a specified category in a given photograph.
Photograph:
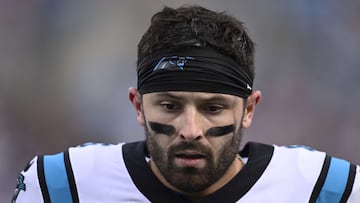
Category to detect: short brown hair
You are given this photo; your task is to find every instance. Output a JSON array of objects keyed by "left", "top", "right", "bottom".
[{"left": 137, "top": 5, "right": 255, "bottom": 79}]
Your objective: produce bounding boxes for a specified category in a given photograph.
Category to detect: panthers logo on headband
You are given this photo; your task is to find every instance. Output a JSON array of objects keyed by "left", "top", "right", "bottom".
[{"left": 153, "top": 56, "right": 195, "bottom": 71}]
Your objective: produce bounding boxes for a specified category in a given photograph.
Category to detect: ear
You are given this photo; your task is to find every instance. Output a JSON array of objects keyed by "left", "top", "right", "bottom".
[
  {"left": 128, "top": 87, "right": 145, "bottom": 126},
  {"left": 242, "top": 90, "right": 261, "bottom": 129}
]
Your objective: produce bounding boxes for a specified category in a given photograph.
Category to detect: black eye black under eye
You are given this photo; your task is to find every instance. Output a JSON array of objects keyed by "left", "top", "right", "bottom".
[
  {"left": 205, "top": 124, "right": 235, "bottom": 137},
  {"left": 149, "top": 121, "right": 176, "bottom": 135},
  {"left": 149, "top": 121, "right": 235, "bottom": 137}
]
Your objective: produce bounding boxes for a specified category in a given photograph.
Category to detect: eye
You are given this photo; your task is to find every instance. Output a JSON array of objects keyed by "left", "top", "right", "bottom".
[
  {"left": 160, "top": 102, "right": 180, "bottom": 112},
  {"left": 205, "top": 104, "right": 224, "bottom": 114}
]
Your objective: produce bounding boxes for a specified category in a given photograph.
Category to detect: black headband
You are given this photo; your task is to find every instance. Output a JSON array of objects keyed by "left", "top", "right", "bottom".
[{"left": 137, "top": 47, "right": 253, "bottom": 98}]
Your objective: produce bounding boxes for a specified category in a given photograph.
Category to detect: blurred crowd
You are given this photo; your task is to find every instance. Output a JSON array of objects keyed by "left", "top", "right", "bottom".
[{"left": 1, "top": 0, "right": 359, "bottom": 201}]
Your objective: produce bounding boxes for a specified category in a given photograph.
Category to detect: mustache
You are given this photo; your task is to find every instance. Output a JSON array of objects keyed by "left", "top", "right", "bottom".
[
  {"left": 149, "top": 121, "right": 235, "bottom": 137},
  {"left": 172, "top": 141, "right": 205, "bottom": 151},
  {"left": 169, "top": 141, "right": 211, "bottom": 157}
]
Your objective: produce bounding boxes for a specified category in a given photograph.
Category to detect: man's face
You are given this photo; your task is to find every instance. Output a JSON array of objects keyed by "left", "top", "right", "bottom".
[{"left": 141, "top": 91, "right": 246, "bottom": 192}]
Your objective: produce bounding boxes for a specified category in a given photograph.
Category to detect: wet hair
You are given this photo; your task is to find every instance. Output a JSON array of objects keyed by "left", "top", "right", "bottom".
[{"left": 137, "top": 5, "right": 256, "bottom": 80}]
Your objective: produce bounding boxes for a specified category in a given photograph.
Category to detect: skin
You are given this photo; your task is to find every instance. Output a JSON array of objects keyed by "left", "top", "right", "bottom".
[{"left": 129, "top": 87, "right": 261, "bottom": 202}]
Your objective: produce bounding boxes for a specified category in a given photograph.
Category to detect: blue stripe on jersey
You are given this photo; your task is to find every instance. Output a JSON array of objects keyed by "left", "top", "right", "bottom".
[
  {"left": 316, "top": 157, "right": 350, "bottom": 203},
  {"left": 44, "top": 152, "right": 73, "bottom": 203}
]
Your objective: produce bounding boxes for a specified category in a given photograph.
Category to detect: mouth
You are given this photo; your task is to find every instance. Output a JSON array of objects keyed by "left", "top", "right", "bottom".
[
  {"left": 174, "top": 150, "right": 207, "bottom": 168},
  {"left": 175, "top": 151, "right": 206, "bottom": 159}
]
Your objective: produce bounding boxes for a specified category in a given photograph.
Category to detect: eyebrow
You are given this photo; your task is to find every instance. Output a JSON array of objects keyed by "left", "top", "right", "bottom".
[
  {"left": 154, "top": 92, "right": 184, "bottom": 100},
  {"left": 154, "top": 92, "right": 235, "bottom": 103}
]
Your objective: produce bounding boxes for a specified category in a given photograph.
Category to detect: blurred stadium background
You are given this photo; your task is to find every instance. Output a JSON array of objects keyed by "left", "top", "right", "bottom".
[{"left": 1, "top": 0, "right": 359, "bottom": 201}]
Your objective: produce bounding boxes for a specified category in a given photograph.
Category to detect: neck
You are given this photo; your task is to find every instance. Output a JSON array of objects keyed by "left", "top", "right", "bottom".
[{"left": 149, "top": 155, "right": 244, "bottom": 202}]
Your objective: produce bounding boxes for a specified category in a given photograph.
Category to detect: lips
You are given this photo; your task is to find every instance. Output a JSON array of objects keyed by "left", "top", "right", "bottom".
[
  {"left": 174, "top": 150, "right": 207, "bottom": 168},
  {"left": 175, "top": 151, "right": 206, "bottom": 159}
]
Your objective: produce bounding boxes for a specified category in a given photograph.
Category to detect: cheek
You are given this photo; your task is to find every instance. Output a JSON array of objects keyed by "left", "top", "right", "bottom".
[
  {"left": 147, "top": 128, "right": 174, "bottom": 152},
  {"left": 208, "top": 136, "right": 234, "bottom": 157},
  {"left": 147, "top": 130, "right": 170, "bottom": 160},
  {"left": 156, "top": 135, "right": 174, "bottom": 149}
]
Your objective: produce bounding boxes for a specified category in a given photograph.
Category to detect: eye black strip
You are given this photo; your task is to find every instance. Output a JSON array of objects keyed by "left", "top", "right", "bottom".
[
  {"left": 149, "top": 122, "right": 176, "bottom": 136},
  {"left": 149, "top": 121, "right": 235, "bottom": 137},
  {"left": 205, "top": 124, "right": 235, "bottom": 137}
]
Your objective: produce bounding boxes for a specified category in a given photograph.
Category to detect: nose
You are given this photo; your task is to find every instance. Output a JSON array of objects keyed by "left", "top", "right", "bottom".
[{"left": 178, "top": 106, "right": 204, "bottom": 141}]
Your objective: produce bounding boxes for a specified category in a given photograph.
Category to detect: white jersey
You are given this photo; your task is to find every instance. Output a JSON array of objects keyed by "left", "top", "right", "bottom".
[{"left": 13, "top": 141, "right": 360, "bottom": 202}]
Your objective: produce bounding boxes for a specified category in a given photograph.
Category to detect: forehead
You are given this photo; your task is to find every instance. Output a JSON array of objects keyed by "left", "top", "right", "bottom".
[{"left": 142, "top": 91, "right": 241, "bottom": 103}]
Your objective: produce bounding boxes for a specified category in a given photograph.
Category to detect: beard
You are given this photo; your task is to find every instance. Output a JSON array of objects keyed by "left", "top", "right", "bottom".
[{"left": 145, "top": 123, "right": 242, "bottom": 193}]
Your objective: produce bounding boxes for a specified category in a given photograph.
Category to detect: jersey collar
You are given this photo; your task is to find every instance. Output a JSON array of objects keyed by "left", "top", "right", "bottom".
[{"left": 122, "top": 141, "right": 274, "bottom": 202}]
